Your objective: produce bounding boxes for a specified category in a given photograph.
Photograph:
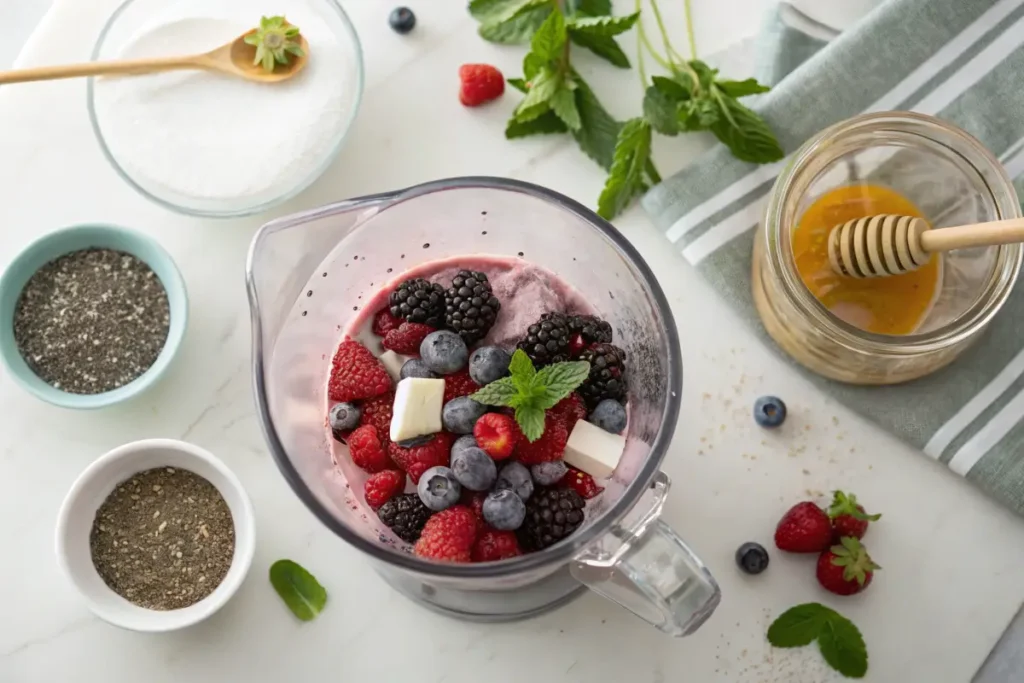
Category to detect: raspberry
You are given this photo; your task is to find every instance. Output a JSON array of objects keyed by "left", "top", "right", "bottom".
[
  {"left": 458, "top": 63, "right": 505, "bottom": 107},
  {"left": 561, "top": 465, "right": 604, "bottom": 499},
  {"left": 364, "top": 470, "right": 405, "bottom": 509},
  {"left": 382, "top": 322, "right": 436, "bottom": 354},
  {"left": 471, "top": 529, "right": 522, "bottom": 562},
  {"left": 516, "top": 414, "right": 568, "bottom": 464},
  {"left": 328, "top": 341, "right": 392, "bottom": 403},
  {"left": 473, "top": 413, "right": 519, "bottom": 460},
  {"left": 551, "top": 393, "right": 587, "bottom": 426},
  {"left": 414, "top": 506, "right": 478, "bottom": 562},
  {"left": 348, "top": 425, "right": 391, "bottom": 473},
  {"left": 390, "top": 432, "right": 454, "bottom": 484},
  {"left": 372, "top": 308, "right": 403, "bottom": 337},
  {"left": 360, "top": 391, "right": 394, "bottom": 435},
  {"left": 460, "top": 489, "right": 488, "bottom": 531},
  {"left": 443, "top": 370, "right": 479, "bottom": 404}
]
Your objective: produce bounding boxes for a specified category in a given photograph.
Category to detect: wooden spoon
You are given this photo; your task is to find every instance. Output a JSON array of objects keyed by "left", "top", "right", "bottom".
[
  {"left": 0, "top": 29, "right": 309, "bottom": 86},
  {"left": 827, "top": 214, "right": 1024, "bottom": 278}
]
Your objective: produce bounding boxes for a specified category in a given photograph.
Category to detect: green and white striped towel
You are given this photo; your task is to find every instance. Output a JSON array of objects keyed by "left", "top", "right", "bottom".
[{"left": 642, "top": 0, "right": 1024, "bottom": 514}]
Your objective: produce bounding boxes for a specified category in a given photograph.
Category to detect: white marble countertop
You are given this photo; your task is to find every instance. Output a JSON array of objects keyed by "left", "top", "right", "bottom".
[{"left": 2, "top": 1, "right": 1024, "bottom": 681}]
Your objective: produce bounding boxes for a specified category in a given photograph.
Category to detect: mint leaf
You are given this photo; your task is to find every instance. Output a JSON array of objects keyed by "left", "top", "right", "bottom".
[
  {"left": 571, "top": 76, "right": 621, "bottom": 171},
  {"left": 566, "top": 0, "right": 611, "bottom": 15},
  {"left": 506, "top": 110, "right": 568, "bottom": 138},
  {"left": 530, "top": 9, "right": 567, "bottom": 62},
  {"left": 715, "top": 78, "right": 770, "bottom": 98},
  {"left": 507, "top": 77, "right": 529, "bottom": 94},
  {"left": 643, "top": 85, "right": 680, "bottom": 136},
  {"left": 550, "top": 86, "right": 582, "bottom": 130},
  {"left": 597, "top": 117, "right": 651, "bottom": 219},
  {"left": 508, "top": 348, "right": 536, "bottom": 380},
  {"left": 269, "top": 559, "right": 327, "bottom": 622},
  {"left": 767, "top": 603, "right": 830, "bottom": 647},
  {"left": 523, "top": 52, "right": 546, "bottom": 80},
  {"left": 687, "top": 60, "right": 719, "bottom": 91},
  {"left": 516, "top": 67, "right": 561, "bottom": 122},
  {"left": 709, "top": 94, "right": 784, "bottom": 163},
  {"left": 534, "top": 360, "right": 590, "bottom": 404},
  {"left": 516, "top": 405, "right": 546, "bottom": 442},
  {"left": 652, "top": 75, "right": 691, "bottom": 100},
  {"left": 568, "top": 31, "right": 630, "bottom": 68},
  {"left": 567, "top": 12, "right": 638, "bottom": 36},
  {"left": 469, "top": 0, "right": 530, "bottom": 22},
  {"left": 478, "top": 0, "right": 552, "bottom": 43},
  {"left": 471, "top": 377, "right": 520, "bottom": 406},
  {"left": 680, "top": 96, "right": 719, "bottom": 131},
  {"left": 818, "top": 614, "right": 868, "bottom": 678}
]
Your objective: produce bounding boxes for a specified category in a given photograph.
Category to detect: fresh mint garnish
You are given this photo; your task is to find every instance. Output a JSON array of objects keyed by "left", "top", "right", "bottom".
[
  {"left": 245, "top": 16, "right": 305, "bottom": 73},
  {"left": 269, "top": 559, "right": 327, "bottom": 622},
  {"left": 471, "top": 349, "right": 589, "bottom": 442},
  {"left": 767, "top": 603, "right": 868, "bottom": 679}
]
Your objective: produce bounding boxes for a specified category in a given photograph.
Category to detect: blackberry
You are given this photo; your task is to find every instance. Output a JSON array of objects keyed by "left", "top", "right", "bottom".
[
  {"left": 568, "top": 314, "right": 613, "bottom": 345},
  {"left": 577, "top": 343, "right": 627, "bottom": 409},
  {"left": 389, "top": 278, "right": 445, "bottom": 327},
  {"left": 517, "top": 487, "right": 586, "bottom": 551},
  {"left": 377, "top": 493, "right": 432, "bottom": 543},
  {"left": 516, "top": 312, "right": 572, "bottom": 367},
  {"left": 444, "top": 270, "right": 500, "bottom": 345}
]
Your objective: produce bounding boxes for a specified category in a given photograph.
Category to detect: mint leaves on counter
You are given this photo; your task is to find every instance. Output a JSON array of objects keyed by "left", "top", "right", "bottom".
[
  {"left": 470, "top": 349, "right": 589, "bottom": 442},
  {"left": 269, "top": 559, "right": 327, "bottom": 621},
  {"left": 767, "top": 603, "right": 868, "bottom": 678}
]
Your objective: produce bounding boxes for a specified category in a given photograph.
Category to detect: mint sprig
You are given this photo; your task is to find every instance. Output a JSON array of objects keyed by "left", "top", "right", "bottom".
[
  {"left": 471, "top": 349, "right": 589, "bottom": 442},
  {"left": 767, "top": 603, "right": 868, "bottom": 678}
]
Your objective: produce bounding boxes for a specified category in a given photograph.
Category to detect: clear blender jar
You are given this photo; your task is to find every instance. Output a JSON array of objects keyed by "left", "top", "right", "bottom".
[{"left": 246, "top": 177, "right": 720, "bottom": 635}]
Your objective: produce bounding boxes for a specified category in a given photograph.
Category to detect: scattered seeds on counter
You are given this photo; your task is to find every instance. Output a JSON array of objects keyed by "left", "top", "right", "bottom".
[
  {"left": 89, "top": 467, "right": 234, "bottom": 610},
  {"left": 13, "top": 248, "right": 170, "bottom": 394}
]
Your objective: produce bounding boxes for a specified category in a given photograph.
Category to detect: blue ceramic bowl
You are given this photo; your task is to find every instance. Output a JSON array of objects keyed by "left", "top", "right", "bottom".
[{"left": 0, "top": 225, "right": 187, "bottom": 409}]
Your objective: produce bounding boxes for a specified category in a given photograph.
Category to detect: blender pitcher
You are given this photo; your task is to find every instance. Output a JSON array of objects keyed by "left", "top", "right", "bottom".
[{"left": 246, "top": 177, "right": 721, "bottom": 635}]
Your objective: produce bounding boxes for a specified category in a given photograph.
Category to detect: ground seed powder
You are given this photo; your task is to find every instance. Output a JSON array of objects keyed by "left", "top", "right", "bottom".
[
  {"left": 13, "top": 248, "right": 170, "bottom": 394},
  {"left": 90, "top": 467, "right": 234, "bottom": 610}
]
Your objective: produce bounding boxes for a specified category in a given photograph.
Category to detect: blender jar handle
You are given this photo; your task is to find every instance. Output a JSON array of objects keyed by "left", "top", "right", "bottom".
[{"left": 570, "top": 472, "right": 721, "bottom": 636}]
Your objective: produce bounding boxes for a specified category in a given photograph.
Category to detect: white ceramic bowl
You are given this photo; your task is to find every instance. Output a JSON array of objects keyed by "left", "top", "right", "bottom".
[{"left": 55, "top": 439, "right": 255, "bottom": 631}]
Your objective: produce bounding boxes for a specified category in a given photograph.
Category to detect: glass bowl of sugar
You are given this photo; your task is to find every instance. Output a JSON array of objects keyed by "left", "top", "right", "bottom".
[{"left": 88, "top": 0, "right": 363, "bottom": 218}]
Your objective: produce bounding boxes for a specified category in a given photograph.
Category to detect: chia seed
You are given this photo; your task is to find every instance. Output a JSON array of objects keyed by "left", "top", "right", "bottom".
[{"left": 12, "top": 248, "right": 170, "bottom": 394}]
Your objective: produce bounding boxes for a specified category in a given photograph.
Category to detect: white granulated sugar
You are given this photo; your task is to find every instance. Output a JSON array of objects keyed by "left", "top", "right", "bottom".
[{"left": 94, "top": 0, "right": 350, "bottom": 203}]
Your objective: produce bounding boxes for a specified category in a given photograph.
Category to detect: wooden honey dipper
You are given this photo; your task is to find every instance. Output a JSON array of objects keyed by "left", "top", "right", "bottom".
[{"left": 827, "top": 214, "right": 1024, "bottom": 278}]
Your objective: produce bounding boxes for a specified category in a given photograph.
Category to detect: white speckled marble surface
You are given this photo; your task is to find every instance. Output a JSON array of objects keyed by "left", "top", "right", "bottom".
[{"left": 1, "top": 1, "right": 1023, "bottom": 681}]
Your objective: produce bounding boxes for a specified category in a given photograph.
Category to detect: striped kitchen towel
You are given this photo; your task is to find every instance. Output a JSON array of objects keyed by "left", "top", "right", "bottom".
[{"left": 642, "top": 0, "right": 1024, "bottom": 514}]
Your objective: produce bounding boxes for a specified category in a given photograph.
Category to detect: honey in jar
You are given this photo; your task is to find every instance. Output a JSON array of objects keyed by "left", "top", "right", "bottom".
[{"left": 791, "top": 184, "right": 941, "bottom": 335}]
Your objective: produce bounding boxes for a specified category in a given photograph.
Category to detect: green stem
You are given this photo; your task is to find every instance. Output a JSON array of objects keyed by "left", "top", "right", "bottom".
[
  {"left": 682, "top": 0, "right": 698, "bottom": 60},
  {"left": 648, "top": 0, "right": 684, "bottom": 66}
]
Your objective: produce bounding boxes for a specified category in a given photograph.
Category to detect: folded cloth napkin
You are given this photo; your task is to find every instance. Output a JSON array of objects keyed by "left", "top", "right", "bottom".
[{"left": 642, "top": 0, "right": 1024, "bottom": 514}]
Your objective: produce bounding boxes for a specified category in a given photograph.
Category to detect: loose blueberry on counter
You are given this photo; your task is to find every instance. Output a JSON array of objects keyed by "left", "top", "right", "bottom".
[
  {"left": 388, "top": 7, "right": 416, "bottom": 34},
  {"left": 735, "top": 542, "right": 770, "bottom": 574},
  {"left": 329, "top": 402, "right": 361, "bottom": 437},
  {"left": 530, "top": 460, "right": 568, "bottom": 486},
  {"left": 400, "top": 358, "right": 438, "bottom": 380},
  {"left": 469, "top": 346, "right": 511, "bottom": 385},
  {"left": 442, "top": 396, "right": 488, "bottom": 434},
  {"left": 495, "top": 461, "right": 534, "bottom": 501},
  {"left": 451, "top": 446, "right": 497, "bottom": 491},
  {"left": 420, "top": 330, "right": 469, "bottom": 375},
  {"left": 588, "top": 399, "right": 627, "bottom": 434},
  {"left": 417, "top": 466, "right": 462, "bottom": 511},
  {"left": 483, "top": 489, "right": 526, "bottom": 530},
  {"left": 451, "top": 434, "right": 478, "bottom": 459},
  {"left": 753, "top": 396, "right": 787, "bottom": 428}
]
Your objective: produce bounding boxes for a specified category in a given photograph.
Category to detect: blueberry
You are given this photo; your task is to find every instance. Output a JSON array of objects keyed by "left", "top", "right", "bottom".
[
  {"left": 588, "top": 399, "right": 627, "bottom": 434},
  {"left": 530, "top": 460, "right": 568, "bottom": 486},
  {"left": 735, "top": 542, "right": 769, "bottom": 575},
  {"left": 417, "top": 466, "right": 462, "bottom": 511},
  {"left": 400, "top": 358, "right": 438, "bottom": 380},
  {"left": 329, "top": 402, "right": 361, "bottom": 438},
  {"left": 495, "top": 461, "right": 533, "bottom": 501},
  {"left": 420, "top": 330, "right": 469, "bottom": 375},
  {"left": 482, "top": 489, "right": 526, "bottom": 530},
  {"left": 388, "top": 6, "right": 416, "bottom": 34},
  {"left": 469, "top": 346, "right": 511, "bottom": 385},
  {"left": 442, "top": 396, "right": 488, "bottom": 434},
  {"left": 753, "top": 396, "right": 787, "bottom": 428},
  {"left": 451, "top": 434, "right": 478, "bottom": 459},
  {"left": 451, "top": 446, "right": 497, "bottom": 491},
  {"left": 397, "top": 434, "right": 432, "bottom": 448}
]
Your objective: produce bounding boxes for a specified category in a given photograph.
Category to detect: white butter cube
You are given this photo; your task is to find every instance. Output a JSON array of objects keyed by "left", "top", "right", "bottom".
[
  {"left": 390, "top": 377, "right": 445, "bottom": 442},
  {"left": 563, "top": 420, "right": 625, "bottom": 480},
  {"left": 378, "top": 350, "right": 406, "bottom": 382}
]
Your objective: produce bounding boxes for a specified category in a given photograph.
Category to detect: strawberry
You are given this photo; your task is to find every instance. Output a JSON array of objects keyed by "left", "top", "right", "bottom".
[
  {"left": 816, "top": 537, "right": 880, "bottom": 596},
  {"left": 516, "top": 413, "right": 568, "bottom": 464},
  {"left": 328, "top": 340, "right": 392, "bottom": 402},
  {"left": 443, "top": 370, "right": 479, "bottom": 404},
  {"left": 561, "top": 465, "right": 604, "bottom": 499},
  {"left": 551, "top": 392, "right": 588, "bottom": 426},
  {"left": 414, "top": 506, "right": 478, "bottom": 562},
  {"left": 372, "top": 308, "right": 402, "bottom": 337},
  {"left": 471, "top": 529, "right": 522, "bottom": 562},
  {"left": 458, "top": 64, "right": 505, "bottom": 107},
  {"left": 774, "top": 501, "right": 832, "bottom": 553},
  {"left": 474, "top": 413, "right": 519, "bottom": 460},
  {"left": 827, "top": 490, "right": 881, "bottom": 541},
  {"left": 382, "top": 322, "right": 435, "bottom": 355},
  {"left": 348, "top": 425, "right": 391, "bottom": 473},
  {"left": 364, "top": 470, "right": 405, "bottom": 510},
  {"left": 390, "top": 432, "right": 454, "bottom": 484}
]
